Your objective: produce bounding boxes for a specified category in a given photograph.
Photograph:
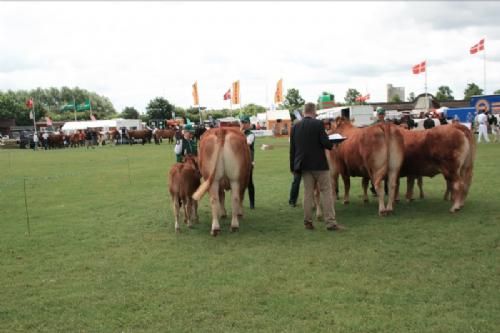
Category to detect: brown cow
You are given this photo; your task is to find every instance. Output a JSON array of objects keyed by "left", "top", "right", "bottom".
[
  {"left": 399, "top": 124, "right": 473, "bottom": 212},
  {"left": 154, "top": 129, "right": 175, "bottom": 144},
  {"left": 192, "top": 127, "right": 251, "bottom": 236},
  {"left": 126, "top": 129, "right": 152, "bottom": 145},
  {"left": 328, "top": 117, "right": 404, "bottom": 216},
  {"left": 168, "top": 155, "right": 201, "bottom": 232}
]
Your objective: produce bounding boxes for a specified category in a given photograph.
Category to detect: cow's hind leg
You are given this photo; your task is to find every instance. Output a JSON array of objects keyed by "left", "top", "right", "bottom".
[
  {"left": 417, "top": 176, "right": 424, "bottom": 199},
  {"left": 362, "top": 177, "right": 370, "bottom": 203},
  {"left": 372, "top": 171, "right": 387, "bottom": 216},
  {"left": 219, "top": 188, "right": 227, "bottom": 219},
  {"left": 209, "top": 183, "right": 221, "bottom": 236},
  {"left": 406, "top": 176, "right": 415, "bottom": 201},
  {"left": 385, "top": 170, "right": 399, "bottom": 214},
  {"left": 230, "top": 181, "right": 241, "bottom": 232},
  {"left": 172, "top": 196, "right": 181, "bottom": 233},
  {"left": 449, "top": 176, "right": 465, "bottom": 213},
  {"left": 342, "top": 174, "right": 350, "bottom": 205}
]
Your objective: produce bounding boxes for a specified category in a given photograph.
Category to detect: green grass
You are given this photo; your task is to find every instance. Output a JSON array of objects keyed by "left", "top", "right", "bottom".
[{"left": 1, "top": 139, "right": 499, "bottom": 332}]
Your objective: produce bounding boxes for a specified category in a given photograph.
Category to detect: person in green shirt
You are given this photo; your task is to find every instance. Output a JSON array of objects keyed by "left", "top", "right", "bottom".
[
  {"left": 174, "top": 124, "right": 198, "bottom": 162},
  {"left": 240, "top": 115, "right": 255, "bottom": 209}
]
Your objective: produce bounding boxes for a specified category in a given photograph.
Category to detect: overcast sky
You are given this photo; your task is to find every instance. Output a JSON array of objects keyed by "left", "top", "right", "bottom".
[{"left": 1, "top": 1, "right": 499, "bottom": 113}]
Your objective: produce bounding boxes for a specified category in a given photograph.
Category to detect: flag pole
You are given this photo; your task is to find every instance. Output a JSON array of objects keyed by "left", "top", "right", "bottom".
[
  {"left": 73, "top": 97, "right": 77, "bottom": 121},
  {"left": 483, "top": 43, "right": 486, "bottom": 94},
  {"left": 32, "top": 100, "right": 36, "bottom": 135},
  {"left": 425, "top": 61, "right": 428, "bottom": 113}
]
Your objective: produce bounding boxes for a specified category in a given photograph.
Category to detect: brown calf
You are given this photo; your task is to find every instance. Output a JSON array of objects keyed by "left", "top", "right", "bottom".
[{"left": 168, "top": 155, "right": 201, "bottom": 232}]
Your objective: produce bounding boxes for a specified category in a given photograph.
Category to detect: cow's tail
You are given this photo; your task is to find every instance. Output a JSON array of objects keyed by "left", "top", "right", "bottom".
[{"left": 192, "top": 130, "right": 225, "bottom": 201}]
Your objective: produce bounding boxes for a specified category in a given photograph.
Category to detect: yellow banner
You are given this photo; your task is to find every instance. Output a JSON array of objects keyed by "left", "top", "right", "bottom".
[
  {"left": 274, "top": 78, "right": 283, "bottom": 104},
  {"left": 192, "top": 81, "right": 199, "bottom": 106},
  {"left": 231, "top": 80, "right": 240, "bottom": 105}
]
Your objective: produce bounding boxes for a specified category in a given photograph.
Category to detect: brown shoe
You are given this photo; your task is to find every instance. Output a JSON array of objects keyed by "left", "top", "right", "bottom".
[
  {"left": 304, "top": 221, "right": 314, "bottom": 230},
  {"left": 326, "top": 222, "right": 347, "bottom": 231}
]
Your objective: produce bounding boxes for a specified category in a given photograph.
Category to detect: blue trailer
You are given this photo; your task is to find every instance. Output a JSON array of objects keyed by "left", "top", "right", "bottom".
[
  {"left": 446, "top": 107, "right": 476, "bottom": 123},
  {"left": 470, "top": 94, "right": 500, "bottom": 114}
]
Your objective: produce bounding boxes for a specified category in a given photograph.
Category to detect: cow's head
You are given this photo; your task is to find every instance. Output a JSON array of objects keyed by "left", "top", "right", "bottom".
[
  {"left": 331, "top": 116, "right": 353, "bottom": 132},
  {"left": 183, "top": 154, "right": 201, "bottom": 178}
]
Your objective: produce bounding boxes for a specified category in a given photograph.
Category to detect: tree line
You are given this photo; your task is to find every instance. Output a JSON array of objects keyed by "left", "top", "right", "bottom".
[
  {"left": 0, "top": 87, "right": 116, "bottom": 125},
  {"left": 2, "top": 84, "right": 499, "bottom": 125}
]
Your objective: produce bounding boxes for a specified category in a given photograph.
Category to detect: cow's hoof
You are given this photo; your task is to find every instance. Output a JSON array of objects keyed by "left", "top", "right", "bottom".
[
  {"left": 230, "top": 226, "right": 239, "bottom": 233},
  {"left": 343, "top": 200, "right": 350, "bottom": 205},
  {"left": 379, "top": 210, "right": 387, "bottom": 217},
  {"left": 175, "top": 228, "right": 181, "bottom": 233},
  {"left": 211, "top": 229, "right": 220, "bottom": 237}
]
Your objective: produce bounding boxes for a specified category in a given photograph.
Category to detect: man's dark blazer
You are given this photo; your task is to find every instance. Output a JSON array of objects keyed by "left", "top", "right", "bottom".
[{"left": 290, "top": 117, "right": 333, "bottom": 173}]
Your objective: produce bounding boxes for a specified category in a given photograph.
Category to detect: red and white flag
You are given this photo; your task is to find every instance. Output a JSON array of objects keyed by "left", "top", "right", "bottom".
[
  {"left": 90, "top": 113, "right": 96, "bottom": 121},
  {"left": 412, "top": 61, "right": 426, "bottom": 74},
  {"left": 470, "top": 38, "right": 485, "bottom": 54},
  {"left": 355, "top": 94, "right": 370, "bottom": 102},
  {"left": 223, "top": 89, "right": 231, "bottom": 101},
  {"left": 45, "top": 117, "right": 53, "bottom": 126},
  {"left": 26, "top": 98, "right": 33, "bottom": 109}
]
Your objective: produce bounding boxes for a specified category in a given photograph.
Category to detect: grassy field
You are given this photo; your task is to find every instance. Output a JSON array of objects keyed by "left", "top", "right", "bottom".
[{"left": 1, "top": 138, "right": 499, "bottom": 332}]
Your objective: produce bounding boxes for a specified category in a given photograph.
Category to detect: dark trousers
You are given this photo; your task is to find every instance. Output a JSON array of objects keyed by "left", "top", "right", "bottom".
[
  {"left": 288, "top": 172, "right": 302, "bottom": 205},
  {"left": 248, "top": 166, "right": 255, "bottom": 208}
]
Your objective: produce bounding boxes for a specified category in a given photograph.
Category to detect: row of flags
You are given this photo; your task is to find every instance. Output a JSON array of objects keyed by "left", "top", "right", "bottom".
[
  {"left": 25, "top": 97, "right": 96, "bottom": 122},
  {"left": 412, "top": 38, "right": 486, "bottom": 75}
]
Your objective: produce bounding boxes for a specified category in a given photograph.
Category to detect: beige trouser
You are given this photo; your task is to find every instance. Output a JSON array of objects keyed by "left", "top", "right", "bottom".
[{"left": 303, "top": 170, "right": 336, "bottom": 224}]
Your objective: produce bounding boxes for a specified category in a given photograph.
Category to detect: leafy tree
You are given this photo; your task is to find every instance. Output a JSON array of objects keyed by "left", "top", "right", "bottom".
[
  {"left": 435, "top": 86, "right": 454, "bottom": 101},
  {"left": 241, "top": 103, "right": 266, "bottom": 117},
  {"left": 145, "top": 97, "right": 175, "bottom": 122},
  {"left": 407, "top": 92, "right": 416, "bottom": 102},
  {"left": 390, "top": 95, "right": 402, "bottom": 103},
  {"left": 464, "top": 83, "right": 483, "bottom": 100},
  {"left": 120, "top": 107, "right": 139, "bottom": 119},
  {"left": 283, "top": 88, "right": 305, "bottom": 112},
  {"left": 494, "top": 89, "right": 500, "bottom": 95},
  {"left": 344, "top": 88, "right": 361, "bottom": 105},
  {"left": 0, "top": 87, "right": 117, "bottom": 123}
]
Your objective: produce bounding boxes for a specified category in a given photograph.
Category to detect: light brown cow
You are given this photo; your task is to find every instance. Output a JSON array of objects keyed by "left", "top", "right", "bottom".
[
  {"left": 154, "top": 129, "right": 175, "bottom": 144},
  {"left": 398, "top": 124, "right": 473, "bottom": 212},
  {"left": 192, "top": 127, "right": 251, "bottom": 236},
  {"left": 168, "top": 155, "right": 201, "bottom": 232},
  {"left": 328, "top": 117, "right": 404, "bottom": 216}
]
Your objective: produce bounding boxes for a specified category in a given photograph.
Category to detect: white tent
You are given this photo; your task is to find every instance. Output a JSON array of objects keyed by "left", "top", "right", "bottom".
[
  {"left": 266, "top": 109, "right": 291, "bottom": 121},
  {"left": 61, "top": 118, "right": 142, "bottom": 132}
]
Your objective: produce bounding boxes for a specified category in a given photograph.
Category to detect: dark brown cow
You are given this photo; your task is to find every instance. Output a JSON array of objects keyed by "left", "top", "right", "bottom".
[
  {"left": 154, "top": 129, "right": 175, "bottom": 144},
  {"left": 48, "top": 133, "right": 65, "bottom": 149},
  {"left": 192, "top": 127, "right": 251, "bottom": 236},
  {"left": 328, "top": 117, "right": 404, "bottom": 216},
  {"left": 126, "top": 129, "right": 152, "bottom": 145},
  {"left": 400, "top": 124, "right": 474, "bottom": 212},
  {"left": 168, "top": 155, "right": 201, "bottom": 232}
]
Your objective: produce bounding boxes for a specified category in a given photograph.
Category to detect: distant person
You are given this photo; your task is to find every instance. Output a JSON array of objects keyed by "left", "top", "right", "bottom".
[
  {"left": 439, "top": 113, "right": 448, "bottom": 125},
  {"left": 174, "top": 124, "right": 197, "bottom": 162},
  {"left": 372, "top": 107, "right": 387, "bottom": 124},
  {"left": 476, "top": 110, "right": 490, "bottom": 143},
  {"left": 85, "top": 129, "right": 92, "bottom": 148},
  {"left": 240, "top": 115, "right": 255, "bottom": 209},
  {"left": 488, "top": 112, "right": 499, "bottom": 142},
  {"left": 42, "top": 131, "right": 49, "bottom": 150},
  {"left": 423, "top": 114, "right": 435, "bottom": 129},
  {"left": 289, "top": 102, "right": 345, "bottom": 231}
]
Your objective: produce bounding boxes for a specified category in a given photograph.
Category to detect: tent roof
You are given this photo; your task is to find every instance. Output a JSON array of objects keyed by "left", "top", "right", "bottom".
[{"left": 266, "top": 110, "right": 291, "bottom": 121}]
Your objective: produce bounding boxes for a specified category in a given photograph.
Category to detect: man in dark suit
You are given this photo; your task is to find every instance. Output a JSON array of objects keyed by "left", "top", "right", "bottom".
[{"left": 290, "top": 102, "right": 345, "bottom": 231}]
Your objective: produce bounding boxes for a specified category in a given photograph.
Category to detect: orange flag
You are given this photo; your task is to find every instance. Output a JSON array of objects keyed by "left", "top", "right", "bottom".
[
  {"left": 274, "top": 79, "right": 283, "bottom": 104},
  {"left": 192, "top": 81, "right": 199, "bottom": 106},
  {"left": 231, "top": 80, "right": 240, "bottom": 105}
]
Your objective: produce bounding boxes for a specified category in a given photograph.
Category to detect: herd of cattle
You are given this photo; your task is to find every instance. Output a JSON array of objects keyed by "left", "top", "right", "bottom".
[
  {"left": 169, "top": 118, "right": 475, "bottom": 236},
  {"left": 36, "top": 126, "right": 207, "bottom": 149}
]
